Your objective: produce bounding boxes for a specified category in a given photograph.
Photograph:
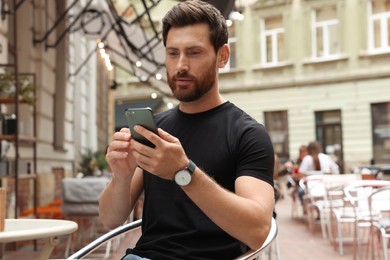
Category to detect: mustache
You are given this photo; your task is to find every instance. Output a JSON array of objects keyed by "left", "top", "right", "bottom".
[
  {"left": 177, "top": 71, "right": 188, "bottom": 78},
  {"left": 173, "top": 71, "right": 194, "bottom": 80}
]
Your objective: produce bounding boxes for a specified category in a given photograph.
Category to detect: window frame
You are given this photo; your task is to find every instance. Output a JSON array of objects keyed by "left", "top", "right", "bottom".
[
  {"left": 371, "top": 102, "right": 390, "bottom": 163},
  {"left": 260, "top": 15, "right": 285, "bottom": 66},
  {"left": 220, "top": 22, "right": 237, "bottom": 72},
  {"left": 311, "top": 7, "right": 340, "bottom": 60},
  {"left": 367, "top": 0, "right": 390, "bottom": 54}
]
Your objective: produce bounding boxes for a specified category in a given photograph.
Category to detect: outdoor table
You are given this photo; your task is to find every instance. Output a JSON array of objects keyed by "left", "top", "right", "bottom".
[{"left": 0, "top": 218, "right": 78, "bottom": 260}]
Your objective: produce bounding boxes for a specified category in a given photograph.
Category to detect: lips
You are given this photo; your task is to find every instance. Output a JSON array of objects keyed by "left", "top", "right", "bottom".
[{"left": 175, "top": 78, "right": 192, "bottom": 86}]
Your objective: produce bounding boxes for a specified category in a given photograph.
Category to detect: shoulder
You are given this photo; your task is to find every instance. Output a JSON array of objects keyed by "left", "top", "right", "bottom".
[{"left": 319, "top": 153, "right": 332, "bottom": 161}]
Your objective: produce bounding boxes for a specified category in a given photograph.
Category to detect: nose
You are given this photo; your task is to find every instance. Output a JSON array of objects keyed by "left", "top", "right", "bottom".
[{"left": 177, "top": 53, "right": 189, "bottom": 74}]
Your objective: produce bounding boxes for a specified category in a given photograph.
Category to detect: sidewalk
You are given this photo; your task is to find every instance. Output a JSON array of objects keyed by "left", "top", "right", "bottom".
[{"left": 275, "top": 195, "right": 353, "bottom": 260}]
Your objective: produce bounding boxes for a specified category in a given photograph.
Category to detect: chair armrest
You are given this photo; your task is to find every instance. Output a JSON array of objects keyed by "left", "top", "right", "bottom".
[{"left": 67, "top": 219, "right": 142, "bottom": 259}]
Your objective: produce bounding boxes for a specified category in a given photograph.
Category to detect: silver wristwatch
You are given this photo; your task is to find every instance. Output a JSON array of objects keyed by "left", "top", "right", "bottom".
[{"left": 174, "top": 160, "right": 196, "bottom": 186}]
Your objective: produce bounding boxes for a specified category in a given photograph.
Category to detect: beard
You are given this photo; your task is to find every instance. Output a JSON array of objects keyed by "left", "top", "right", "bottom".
[{"left": 167, "top": 60, "right": 217, "bottom": 102}]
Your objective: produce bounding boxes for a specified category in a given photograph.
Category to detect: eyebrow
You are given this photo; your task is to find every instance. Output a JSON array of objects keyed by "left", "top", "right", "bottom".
[{"left": 166, "top": 45, "right": 205, "bottom": 52}]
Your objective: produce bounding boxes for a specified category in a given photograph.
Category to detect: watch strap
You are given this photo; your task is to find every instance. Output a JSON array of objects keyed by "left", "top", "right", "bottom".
[{"left": 187, "top": 160, "right": 196, "bottom": 174}]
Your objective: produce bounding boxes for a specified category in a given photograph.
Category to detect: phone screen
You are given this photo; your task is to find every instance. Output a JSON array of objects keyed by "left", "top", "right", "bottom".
[{"left": 125, "top": 107, "right": 158, "bottom": 148}]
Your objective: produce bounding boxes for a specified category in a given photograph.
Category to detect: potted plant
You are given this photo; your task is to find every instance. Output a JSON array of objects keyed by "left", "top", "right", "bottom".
[
  {"left": 0, "top": 72, "right": 36, "bottom": 105},
  {"left": 79, "top": 149, "right": 108, "bottom": 177},
  {"left": 0, "top": 72, "right": 16, "bottom": 97}
]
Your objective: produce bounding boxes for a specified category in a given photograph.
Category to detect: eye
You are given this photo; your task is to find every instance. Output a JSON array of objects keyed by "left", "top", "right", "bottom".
[
  {"left": 188, "top": 50, "right": 201, "bottom": 56},
  {"left": 167, "top": 50, "right": 179, "bottom": 57}
]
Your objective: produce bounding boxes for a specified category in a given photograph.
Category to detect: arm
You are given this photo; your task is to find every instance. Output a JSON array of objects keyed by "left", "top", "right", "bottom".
[
  {"left": 130, "top": 126, "right": 275, "bottom": 250},
  {"left": 183, "top": 170, "right": 274, "bottom": 250},
  {"left": 99, "top": 128, "right": 144, "bottom": 229}
]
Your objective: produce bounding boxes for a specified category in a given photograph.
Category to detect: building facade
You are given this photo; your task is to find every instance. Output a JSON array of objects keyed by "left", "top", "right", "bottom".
[
  {"left": 218, "top": 0, "right": 390, "bottom": 173},
  {"left": 0, "top": 0, "right": 112, "bottom": 215}
]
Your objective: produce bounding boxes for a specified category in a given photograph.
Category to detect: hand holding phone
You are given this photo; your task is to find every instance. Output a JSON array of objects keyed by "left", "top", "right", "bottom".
[{"left": 125, "top": 107, "right": 158, "bottom": 148}]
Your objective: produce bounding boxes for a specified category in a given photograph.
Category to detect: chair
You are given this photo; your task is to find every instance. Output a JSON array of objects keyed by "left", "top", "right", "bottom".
[
  {"left": 61, "top": 177, "right": 110, "bottom": 257},
  {"left": 286, "top": 174, "right": 300, "bottom": 218},
  {"left": 67, "top": 218, "right": 278, "bottom": 260},
  {"left": 339, "top": 180, "right": 390, "bottom": 259},
  {"left": 367, "top": 186, "right": 390, "bottom": 260},
  {"left": 298, "top": 175, "right": 325, "bottom": 234}
]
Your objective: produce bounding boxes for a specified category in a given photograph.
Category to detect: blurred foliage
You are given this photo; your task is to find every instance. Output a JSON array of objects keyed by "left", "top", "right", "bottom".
[
  {"left": 0, "top": 72, "right": 36, "bottom": 105},
  {"left": 79, "top": 149, "right": 108, "bottom": 177}
]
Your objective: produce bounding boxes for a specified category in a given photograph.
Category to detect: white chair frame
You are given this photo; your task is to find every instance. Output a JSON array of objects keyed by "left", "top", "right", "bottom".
[{"left": 67, "top": 218, "right": 278, "bottom": 260}]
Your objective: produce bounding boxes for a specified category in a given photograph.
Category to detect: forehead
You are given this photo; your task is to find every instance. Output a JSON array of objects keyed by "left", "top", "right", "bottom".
[{"left": 166, "top": 23, "right": 212, "bottom": 49}]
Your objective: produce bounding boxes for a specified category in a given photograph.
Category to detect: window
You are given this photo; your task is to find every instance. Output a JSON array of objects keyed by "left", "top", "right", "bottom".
[
  {"left": 315, "top": 110, "right": 344, "bottom": 173},
  {"left": 220, "top": 22, "right": 237, "bottom": 72},
  {"left": 260, "top": 15, "right": 285, "bottom": 66},
  {"left": 371, "top": 102, "right": 390, "bottom": 163},
  {"left": 311, "top": 6, "right": 340, "bottom": 59},
  {"left": 264, "top": 111, "right": 289, "bottom": 162},
  {"left": 368, "top": 0, "right": 390, "bottom": 53}
]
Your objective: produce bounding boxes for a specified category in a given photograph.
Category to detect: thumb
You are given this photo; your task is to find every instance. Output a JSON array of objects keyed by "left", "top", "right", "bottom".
[{"left": 158, "top": 128, "right": 178, "bottom": 143}]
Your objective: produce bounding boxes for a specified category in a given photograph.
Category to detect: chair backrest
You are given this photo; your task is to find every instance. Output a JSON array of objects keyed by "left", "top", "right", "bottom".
[
  {"left": 62, "top": 177, "right": 109, "bottom": 216},
  {"left": 344, "top": 180, "right": 390, "bottom": 216},
  {"left": 68, "top": 218, "right": 278, "bottom": 260},
  {"left": 368, "top": 186, "right": 390, "bottom": 220}
]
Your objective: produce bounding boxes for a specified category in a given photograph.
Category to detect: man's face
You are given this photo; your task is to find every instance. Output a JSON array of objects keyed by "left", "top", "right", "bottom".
[{"left": 165, "top": 23, "right": 218, "bottom": 102}]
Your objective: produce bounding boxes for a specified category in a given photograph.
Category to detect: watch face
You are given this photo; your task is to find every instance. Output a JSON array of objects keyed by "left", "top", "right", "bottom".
[{"left": 174, "top": 170, "right": 192, "bottom": 186}]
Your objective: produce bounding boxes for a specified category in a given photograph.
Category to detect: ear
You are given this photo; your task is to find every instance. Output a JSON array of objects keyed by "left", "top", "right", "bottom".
[{"left": 217, "top": 44, "right": 230, "bottom": 68}]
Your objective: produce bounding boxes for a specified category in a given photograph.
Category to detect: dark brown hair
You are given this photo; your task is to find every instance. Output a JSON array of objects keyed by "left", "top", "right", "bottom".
[
  {"left": 307, "top": 141, "right": 322, "bottom": 171},
  {"left": 162, "top": 0, "right": 228, "bottom": 53}
]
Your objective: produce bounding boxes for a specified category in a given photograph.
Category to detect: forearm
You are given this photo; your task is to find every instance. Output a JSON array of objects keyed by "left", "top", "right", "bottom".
[
  {"left": 183, "top": 169, "right": 274, "bottom": 250},
  {"left": 99, "top": 175, "right": 133, "bottom": 229}
]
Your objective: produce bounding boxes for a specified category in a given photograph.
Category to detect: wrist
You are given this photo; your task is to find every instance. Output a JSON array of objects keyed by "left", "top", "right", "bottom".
[{"left": 173, "top": 159, "right": 196, "bottom": 187}]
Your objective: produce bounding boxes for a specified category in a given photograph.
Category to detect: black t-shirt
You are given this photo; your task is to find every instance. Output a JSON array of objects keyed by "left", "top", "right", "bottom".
[{"left": 126, "top": 102, "right": 274, "bottom": 260}]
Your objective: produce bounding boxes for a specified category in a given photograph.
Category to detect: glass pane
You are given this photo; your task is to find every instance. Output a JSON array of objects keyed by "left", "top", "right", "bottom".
[
  {"left": 374, "top": 19, "right": 381, "bottom": 48},
  {"left": 329, "top": 24, "right": 339, "bottom": 54},
  {"left": 230, "top": 42, "right": 237, "bottom": 68},
  {"left": 371, "top": 103, "right": 390, "bottom": 163},
  {"left": 277, "top": 33, "right": 285, "bottom": 61},
  {"left": 322, "top": 111, "right": 341, "bottom": 123},
  {"left": 316, "top": 27, "right": 324, "bottom": 57},
  {"left": 316, "top": 5, "right": 336, "bottom": 21},
  {"left": 265, "top": 16, "right": 282, "bottom": 30},
  {"left": 388, "top": 17, "right": 390, "bottom": 46},
  {"left": 264, "top": 111, "right": 289, "bottom": 161},
  {"left": 372, "top": 0, "right": 390, "bottom": 13},
  {"left": 266, "top": 35, "right": 273, "bottom": 63},
  {"left": 229, "top": 24, "right": 236, "bottom": 37}
]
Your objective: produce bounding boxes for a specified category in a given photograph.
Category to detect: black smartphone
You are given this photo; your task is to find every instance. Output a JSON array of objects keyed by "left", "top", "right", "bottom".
[{"left": 125, "top": 107, "right": 158, "bottom": 148}]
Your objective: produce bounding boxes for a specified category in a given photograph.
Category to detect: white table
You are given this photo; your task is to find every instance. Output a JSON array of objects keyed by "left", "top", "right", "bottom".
[{"left": 0, "top": 219, "right": 78, "bottom": 260}]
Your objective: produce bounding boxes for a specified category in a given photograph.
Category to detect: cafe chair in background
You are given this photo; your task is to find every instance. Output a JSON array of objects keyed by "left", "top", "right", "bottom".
[
  {"left": 340, "top": 180, "right": 390, "bottom": 259},
  {"left": 61, "top": 177, "right": 110, "bottom": 257},
  {"left": 67, "top": 218, "right": 278, "bottom": 260},
  {"left": 367, "top": 186, "right": 390, "bottom": 260}
]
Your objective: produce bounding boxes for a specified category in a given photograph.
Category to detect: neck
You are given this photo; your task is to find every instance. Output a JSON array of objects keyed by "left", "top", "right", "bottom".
[{"left": 179, "top": 90, "right": 226, "bottom": 114}]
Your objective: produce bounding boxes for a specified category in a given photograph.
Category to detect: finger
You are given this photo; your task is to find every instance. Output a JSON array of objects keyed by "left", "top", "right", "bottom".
[
  {"left": 113, "top": 131, "right": 131, "bottom": 142},
  {"left": 130, "top": 139, "right": 153, "bottom": 159},
  {"left": 157, "top": 128, "right": 178, "bottom": 143},
  {"left": 106, "top": 150, "right": 129, "bottom": 160},
  {"left": 133, "top": 125, "right": 158, "bottom": 147},
  {"left": 107, "top": 139, "right": 131, "bottom": 153}
]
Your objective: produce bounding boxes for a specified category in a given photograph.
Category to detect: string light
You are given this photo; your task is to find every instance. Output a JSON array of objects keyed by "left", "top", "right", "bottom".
[{"left": 97, "top": 41, "right": 113, "bottom": 71}]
